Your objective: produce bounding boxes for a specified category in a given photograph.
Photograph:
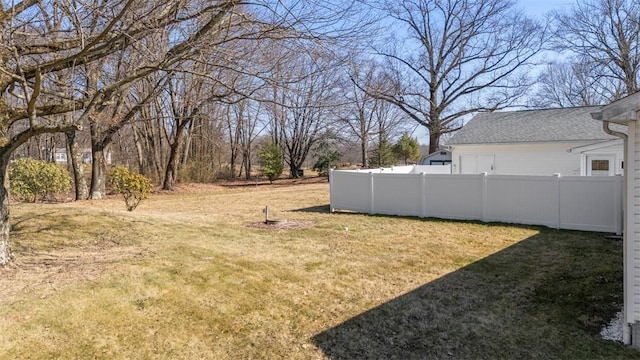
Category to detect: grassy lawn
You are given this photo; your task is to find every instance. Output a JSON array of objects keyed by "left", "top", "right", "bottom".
[{"left": 0, "top": 180, "right": 637, "bottom": 359}]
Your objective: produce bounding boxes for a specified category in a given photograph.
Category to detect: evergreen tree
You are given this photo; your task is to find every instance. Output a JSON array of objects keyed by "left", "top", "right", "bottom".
[
  {"left": 370, "top": 131, "right": 395, "bottom": 167},
  {"left": 394, "top": 133, "right": 422, "bottom": 165},
  {"left": 258, "top": 143, "right": 284, "bottom": 184}
]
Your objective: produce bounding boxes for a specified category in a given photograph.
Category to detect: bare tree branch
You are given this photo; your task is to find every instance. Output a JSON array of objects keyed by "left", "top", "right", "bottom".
[{"left": 370, "top": 0, "right": 545, "bottom": 152}]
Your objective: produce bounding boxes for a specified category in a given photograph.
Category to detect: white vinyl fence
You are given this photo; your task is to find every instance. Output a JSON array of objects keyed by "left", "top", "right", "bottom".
[
  {"left": 358, "top": 164, "right": 451, "bottom": 174},
  {"left": 329, "top": 169, "right": 623, "bottom": 234}
]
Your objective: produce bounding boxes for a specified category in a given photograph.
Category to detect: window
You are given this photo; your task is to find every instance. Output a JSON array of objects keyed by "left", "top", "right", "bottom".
[
  {"left": 55, "top": 152, "right": 67, "bottom": 162},
  {"left": 591, "top": 160, "right": 609, "bottom": 171},
  {"left": 589, "top": 159, "right": 610, "bottom": 176}
]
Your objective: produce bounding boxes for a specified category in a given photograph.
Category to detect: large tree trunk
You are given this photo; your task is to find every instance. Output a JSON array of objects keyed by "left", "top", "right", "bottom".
[
  {"left": 289, "top": 162, "right": 301, "bottom": 179},
  {"left": 428, "top": 130, "right": 440, "bottom": 154},
  {"left": 361, "top": 132, "right": 368, "bottom": 168},
  {"left": 163, "top": 140, "right": 180, "bottom": 190},
  {"left": 0, "top": 156, "right": 12, "bottom": 265},
  {"left": 90, "top": 145, "right": 108, "bottom": 199},
  {"left": 66, "top": 130, "right": 89, "bottom": 200},
  {"left": 131, "top": 121, "right": 146, "bottom": 175},
  {"left": 181, "top": 134, "right": 191, "bottom": 167},
  {"left": 243, "top": 151, "right": 251, "bottom": 179},
  {"left": 163, "top": 118, "right": 189, "bottom": 190}
]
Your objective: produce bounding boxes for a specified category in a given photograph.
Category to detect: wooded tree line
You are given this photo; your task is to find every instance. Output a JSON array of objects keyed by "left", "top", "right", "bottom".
[{"left": 0, "top": 0, "right": 638, "bottom": 264}]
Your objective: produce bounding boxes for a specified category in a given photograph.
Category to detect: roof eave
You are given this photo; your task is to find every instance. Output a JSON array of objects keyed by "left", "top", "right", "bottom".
[
  {"left": 591, "top": 92, "right": 640, "bottom": 124},
  {"left": 447, "top": 138, "right": 616, "bottom": 146},
  {"left": 568, "top": 139, "right": 624, "bottom": 153}
]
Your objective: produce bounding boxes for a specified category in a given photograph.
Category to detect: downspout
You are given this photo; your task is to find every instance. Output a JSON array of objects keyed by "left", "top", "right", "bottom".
[
  {"left": 603, "top": 120, "right": 631, "bottom": 345},
  {"left": 603, "top": 121, "right": 628, "bottom": 142}
]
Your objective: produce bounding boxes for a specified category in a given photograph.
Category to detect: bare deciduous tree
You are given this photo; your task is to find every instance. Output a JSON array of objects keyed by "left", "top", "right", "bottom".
[
  {"left": 343, "top": 62, "right": 408, "bottom": 168},
  {"left": 268, "top": 52, "right": 344, "bottom": 178},
  {"left": 532, "top": 61, "right": 623, "bottom": 108},
  {"left": 553, "top": 0, "right": 640, "bottom": 99},
  {"left": 372, "top": 0, "right": 545, "bottom": 153}
]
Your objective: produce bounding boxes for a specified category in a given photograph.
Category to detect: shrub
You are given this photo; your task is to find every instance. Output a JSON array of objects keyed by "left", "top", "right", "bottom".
[
  {"left": 258, "top": 143, "right": 284, "bottom": 183},
  {"left": 109, "top": 166, "right": 153, "bottom": 211},
  {"left": 9, "top": 158, "right": 71, "bottom": 202}
]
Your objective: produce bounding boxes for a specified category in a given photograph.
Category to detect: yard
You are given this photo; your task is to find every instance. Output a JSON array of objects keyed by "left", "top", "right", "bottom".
[{"left": 0, "top": 179, "right": 637, "bottom": 359}]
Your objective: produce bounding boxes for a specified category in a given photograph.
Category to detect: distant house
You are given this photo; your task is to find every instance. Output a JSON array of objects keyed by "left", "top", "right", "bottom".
[
  {"left": 53, "top": 148, "right": 112, "bottom": 165},
  {"left": 53, "top": 149, "right": 68, "bottom": 164},
  {"left": 419, "top": 149, "right": 451, "bottom": 165},
  {"left": 447, "top": 106, "right": 624, "bottom": 176}
]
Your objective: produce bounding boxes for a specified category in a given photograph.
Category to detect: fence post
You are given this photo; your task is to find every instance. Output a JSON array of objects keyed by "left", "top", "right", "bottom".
[
  {"left": 329, "top": 169, "right": 335, "bottom": 212},
  {"left": 369, "top": 171, "right": 375, "bottom": 214},
  {"left": 554, "top": 173, "right": 561, "bottom": 229},
  {"left": 481, "top": 172, "right": 488, "bottom": 222},
  {"left": 421, "top": 172, "right": 427, "bottom": 218}
]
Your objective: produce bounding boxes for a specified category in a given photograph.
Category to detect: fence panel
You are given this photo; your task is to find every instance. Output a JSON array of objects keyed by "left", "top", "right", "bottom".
[
  {"left": 485, "top": 175, "right": 559, "bottom": 228},
  {"left": 423, "top": 174, "right": 484, "bottom": 220},
  {"left": 559, "top": 176, "right": 622, "bottom": 233},
  {"left": 372, "top": 174, "right": 423, "bottom": 216},
  {"left": 329, "top": 171, "right": 372, "bottom": 213}
]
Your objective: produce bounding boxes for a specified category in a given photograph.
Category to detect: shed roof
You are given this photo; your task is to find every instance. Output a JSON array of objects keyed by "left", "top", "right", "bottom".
[{"left": 447, "top": 106, "right": 621, "bottom": 145}]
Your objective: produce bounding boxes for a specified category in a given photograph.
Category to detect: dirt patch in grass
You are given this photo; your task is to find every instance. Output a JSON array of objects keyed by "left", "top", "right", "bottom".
[
  {"left": 246, "top": 219, "right": 315, "bottom": 230},
  {"left": 0, "top": 243, "right": 149, "bottom": 305}
]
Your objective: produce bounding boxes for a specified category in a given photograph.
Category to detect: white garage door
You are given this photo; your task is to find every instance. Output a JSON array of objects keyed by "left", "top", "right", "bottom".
[{"left": 459, "top": 155, "right": 495, "bottom": 174}]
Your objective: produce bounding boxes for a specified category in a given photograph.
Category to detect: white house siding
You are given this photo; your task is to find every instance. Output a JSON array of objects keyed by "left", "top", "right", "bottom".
[{"left": 451, "top": 142, "right": 598, "bottom": 176}]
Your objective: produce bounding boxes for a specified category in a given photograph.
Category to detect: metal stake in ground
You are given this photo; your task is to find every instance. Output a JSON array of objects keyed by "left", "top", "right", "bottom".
[{"left": 263, "top": 205, "right": 269, "bottom": 224}]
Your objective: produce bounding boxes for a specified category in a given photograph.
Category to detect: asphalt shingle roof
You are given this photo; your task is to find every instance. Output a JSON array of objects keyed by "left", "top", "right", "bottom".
[{"left": 447, "top": 106, "right": 621, "bottom": 145}]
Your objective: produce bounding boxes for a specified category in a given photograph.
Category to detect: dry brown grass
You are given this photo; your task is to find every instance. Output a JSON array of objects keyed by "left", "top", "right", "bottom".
[{"left": 0, "top": 180, "right": 636, "bottom": 359}]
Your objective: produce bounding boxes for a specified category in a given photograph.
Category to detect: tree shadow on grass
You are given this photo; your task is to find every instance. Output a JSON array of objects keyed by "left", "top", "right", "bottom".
[
  {"left": 10, "top": 211, "right": 61, "bottom": 233},
  {"left": 290, "top": 205, "right": 331, "bottom": 213},
  {"left": 312, "top": 230, "right": 635, "bottom": 359}
]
